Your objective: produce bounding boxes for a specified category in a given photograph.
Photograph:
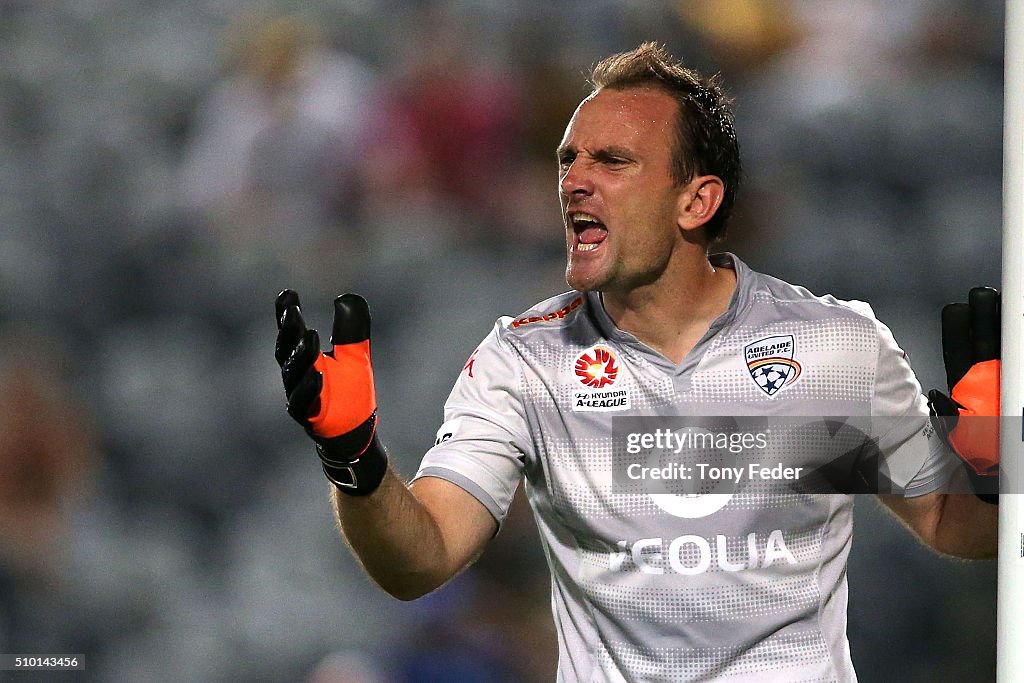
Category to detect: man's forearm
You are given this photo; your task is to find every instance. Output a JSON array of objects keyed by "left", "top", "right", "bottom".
[
  {"left": 932, "top": 492, "right": 998, "bottom": 559},
  {"left": 274, "top": 292, "right": 496, "bottom": 601},
  {"left": 880, "top": 479, "right": 998, "bottom": 560},
  {"left": 330, "top": 466, "right": 455, "bottom": 600}
]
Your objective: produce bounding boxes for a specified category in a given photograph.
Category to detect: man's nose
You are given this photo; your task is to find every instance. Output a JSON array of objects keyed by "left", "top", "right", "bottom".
[{"left": 560, "top": 160, "right": 594, "bottom": 196}]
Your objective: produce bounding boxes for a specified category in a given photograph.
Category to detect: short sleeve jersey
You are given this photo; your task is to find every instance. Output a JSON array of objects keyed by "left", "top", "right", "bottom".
[{"left": 414, "top": 253, "right": 957, "bottom": 683}]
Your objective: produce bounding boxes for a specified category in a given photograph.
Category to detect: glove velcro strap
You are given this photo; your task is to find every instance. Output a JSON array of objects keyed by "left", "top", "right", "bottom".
[
  {"left": 319, "top": 435, "right": 388, "bottom": 496},
  {"left": 965, "top": 465, "right": 999, "bottom": 505},
  {"left": 313, "top": 412, "right": 388, "bottom": 496},
  {"left": 317, "top": 433, "right": 388, "bottom": 496}
]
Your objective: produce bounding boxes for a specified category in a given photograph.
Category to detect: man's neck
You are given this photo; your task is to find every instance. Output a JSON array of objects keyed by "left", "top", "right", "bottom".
[{"left": 602, "top": 253, "right": 737, "bottom": 365}]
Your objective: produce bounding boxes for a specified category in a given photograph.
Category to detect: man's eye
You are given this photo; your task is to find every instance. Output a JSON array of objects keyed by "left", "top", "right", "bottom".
[{"left": 558, "top": 154, "right": 575, "bottom": 168}]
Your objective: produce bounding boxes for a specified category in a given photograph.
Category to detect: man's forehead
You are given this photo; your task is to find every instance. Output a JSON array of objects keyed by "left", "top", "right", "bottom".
[{"left": 561, "top": 86, "right": 678, "bottom": 145}]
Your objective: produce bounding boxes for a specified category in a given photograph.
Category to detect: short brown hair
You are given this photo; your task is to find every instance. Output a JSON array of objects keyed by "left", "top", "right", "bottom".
[{"left": 590, "top": 42, "right": 741, "bottom": 242}]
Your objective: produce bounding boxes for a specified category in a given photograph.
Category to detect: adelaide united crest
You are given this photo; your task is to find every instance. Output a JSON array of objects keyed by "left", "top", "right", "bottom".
[{"left": 744, "top": 335, "right": 801, "bottom": 397}]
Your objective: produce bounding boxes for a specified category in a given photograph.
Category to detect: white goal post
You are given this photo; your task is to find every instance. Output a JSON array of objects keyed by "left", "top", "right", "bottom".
[{"left": 1000, "top": 1, "right": 1024, "bottom": 680}]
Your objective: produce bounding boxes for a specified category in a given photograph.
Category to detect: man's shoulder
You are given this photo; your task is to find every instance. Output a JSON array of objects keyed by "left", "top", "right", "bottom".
[
  {"left": 747, "top": 266, "right": 880, "bottom": 325},
  {"left": 464, "top": 292, "right": 592, "bottom": 369},
  {"left": 498, "top": 291, "right": 589, "bottom": 337}
]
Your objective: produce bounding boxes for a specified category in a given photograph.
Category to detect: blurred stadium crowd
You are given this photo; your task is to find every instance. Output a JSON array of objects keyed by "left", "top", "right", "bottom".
[{"left": 0, "top": 0, "right": 1005, "bottom": 681}]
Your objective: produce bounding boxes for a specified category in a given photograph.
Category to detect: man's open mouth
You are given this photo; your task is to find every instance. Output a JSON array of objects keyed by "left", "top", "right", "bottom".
[{"left": 571, "top": 213, "right": 607, "bottom": 251}]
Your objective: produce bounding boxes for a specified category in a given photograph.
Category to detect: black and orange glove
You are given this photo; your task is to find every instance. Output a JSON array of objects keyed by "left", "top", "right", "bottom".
[
  {"left": 275, "top": 289, "right": 387, "bottom": 495},
  {"left": 927, "top": 286, "right": 1000, "bottom": 503}
]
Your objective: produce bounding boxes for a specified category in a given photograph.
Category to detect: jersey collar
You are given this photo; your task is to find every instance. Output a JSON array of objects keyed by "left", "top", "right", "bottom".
[{"left": 584, "top": 252, "right": 753, "bottom": 370}]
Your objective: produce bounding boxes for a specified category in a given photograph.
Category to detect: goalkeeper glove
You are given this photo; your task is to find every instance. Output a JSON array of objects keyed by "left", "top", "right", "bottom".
[
  {"left": 275, "top": 289, "right": 387, "bottom": 495},
  {"left": 926, "top": 286, "right": 1000, "bottom": 503}
]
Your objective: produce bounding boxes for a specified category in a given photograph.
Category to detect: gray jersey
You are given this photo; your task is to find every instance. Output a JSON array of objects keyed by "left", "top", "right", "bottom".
[{"left": 415, "top": 253, "right": 957, "bottom": 682}]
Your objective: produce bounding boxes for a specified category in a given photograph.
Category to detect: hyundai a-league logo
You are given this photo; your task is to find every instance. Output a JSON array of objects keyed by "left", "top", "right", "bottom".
[
  {"left": 572, "top": 345, "right": 630, "bottom": 412},
  {"left": 575, "top": 346, "right": 619, "bottom": 388},
  {"left": 744, "top": 335, "right": 801, "bottom": 397}
]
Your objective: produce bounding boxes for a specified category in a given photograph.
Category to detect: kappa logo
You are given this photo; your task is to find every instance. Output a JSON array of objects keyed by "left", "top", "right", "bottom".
[
  {"left": 511, "top": 297, "right": 583, "bottom": 329},
  {"left": 744, "top": 335, "right": 801, "bottom": 397},
  {"left": 575, "top": 346, "right": 619, "bottom": 388}
]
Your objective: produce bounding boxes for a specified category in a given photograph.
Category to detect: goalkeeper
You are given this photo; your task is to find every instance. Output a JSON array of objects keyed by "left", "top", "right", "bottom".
[{"left": 275, "top": 43, "right": 998, "bottom": 682}]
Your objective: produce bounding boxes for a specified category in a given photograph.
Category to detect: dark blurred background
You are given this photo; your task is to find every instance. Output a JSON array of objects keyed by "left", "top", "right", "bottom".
[{"left": 0, "top": 0, "right": 1003, "bottom": 681}]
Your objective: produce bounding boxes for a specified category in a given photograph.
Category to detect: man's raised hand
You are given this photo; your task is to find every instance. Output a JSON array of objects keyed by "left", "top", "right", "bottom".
[
  {"left": 275, "top": 290, "right": 388, "bottom": 495},
  {"left": 927, "top": 287, "right": 1000, "bottom": 501}
]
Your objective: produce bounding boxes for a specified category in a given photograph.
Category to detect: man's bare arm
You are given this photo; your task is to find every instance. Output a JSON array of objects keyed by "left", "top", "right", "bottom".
[
  {"left": 878, "top": 472, "right": 997, "bottom": 559},
  {"left": 332, "top": 468, "right": 498, "bottom": 600},
  {"left": 903, "top": 285, "right": 999, "bottom": 559},
  {"left": 274, "top": 290, "right": 498, "bottom": 599}
]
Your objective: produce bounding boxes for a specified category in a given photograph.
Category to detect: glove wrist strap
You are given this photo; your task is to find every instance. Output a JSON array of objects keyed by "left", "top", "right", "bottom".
[
  {"left": 313, "top": 412, "right": 388, "bottom": 496},
  {"left": 963, "top": 465, "right": 999, "bottom": 505}
]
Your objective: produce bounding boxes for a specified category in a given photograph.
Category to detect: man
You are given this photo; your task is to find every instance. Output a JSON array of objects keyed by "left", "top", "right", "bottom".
[{"left": 275, "top": 43, "right": 998, "bottom": 682}]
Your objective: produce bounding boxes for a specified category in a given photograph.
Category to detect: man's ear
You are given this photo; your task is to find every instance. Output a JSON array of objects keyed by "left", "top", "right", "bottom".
[{"left": 677, "top": 175, "right": 725, "bottom": 232}]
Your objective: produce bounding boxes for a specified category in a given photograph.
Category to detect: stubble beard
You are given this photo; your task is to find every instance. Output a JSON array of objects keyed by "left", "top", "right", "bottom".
[{"left": 565, "top": 252, "right": 607, "bottom": 293}]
